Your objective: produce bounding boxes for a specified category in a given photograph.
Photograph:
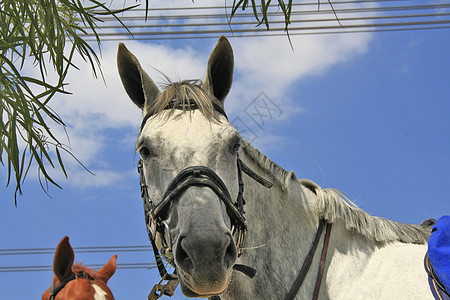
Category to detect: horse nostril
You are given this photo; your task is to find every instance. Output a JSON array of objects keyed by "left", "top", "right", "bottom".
[
  {"left": 175, "top": 237, "right": 194, "bottom": 274},
  {"left": 223, "top": 234, "right": 238, "bottom": 270},
  {"left": 175, "top": 233, "right": 237, "bottom": 275}
]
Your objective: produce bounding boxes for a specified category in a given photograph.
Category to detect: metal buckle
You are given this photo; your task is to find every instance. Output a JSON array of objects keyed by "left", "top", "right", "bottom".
[
  {"left": 148, "top": 279, "right": 177, "bottom": 300},
  {"left": 161, "top": 221, "right": 172, "bottom": 251},
  {"left": 235, "top": 228, "right": 246, "bottom": 256},
  {"left": 147, "top": 218, "right": 158, "bottom": 241}
]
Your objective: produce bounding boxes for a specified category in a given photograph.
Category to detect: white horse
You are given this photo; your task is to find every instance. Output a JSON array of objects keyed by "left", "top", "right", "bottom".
[{"left": 117, "top": 36, "right": 432, "bottom": 299}]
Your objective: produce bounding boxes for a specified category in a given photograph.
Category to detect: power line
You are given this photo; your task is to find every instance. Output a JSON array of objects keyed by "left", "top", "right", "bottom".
[
  {"left": 98, "top": 3, "right": 450, "bottom": 22},
  {"left": 89, "top": 12, "right": 450, "bottom": 30},
  {"left": 0, "top": 245, "right": 157, "bottom": 273},
  {"left": 77, "top": 25, "right": 450, "bottom": 42},
  {"left": 0, "top": 245, "right": 151, "bottom": 256},
  {"left": 87, "top": 18, "right": 450, "bottom": 36},
  {"left": 0, "top": 262, "right": 157, "bottom": 273},
  {"left": 78, "top": 1, "right": 450, "bottom": 41},
  {"left": 119, "top": 0, "right": 394, "bottom": 11},
  {"left": 80, "top": 21, "right": 450, "bottom": 42}
]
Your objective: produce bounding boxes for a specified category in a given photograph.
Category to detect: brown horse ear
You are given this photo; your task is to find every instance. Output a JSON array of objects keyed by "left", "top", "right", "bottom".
[
  {"left": 117, "top": 43, "right": 160, "bottom": 115},
  {"left": 53, "top": 236, "right": 75, "bottom": 280},
  {"left": 97, "top": 254, "right": 118, "bottom": 283},
  {"left": 203, "top": 35, "right": 234, "bottom": 104}
]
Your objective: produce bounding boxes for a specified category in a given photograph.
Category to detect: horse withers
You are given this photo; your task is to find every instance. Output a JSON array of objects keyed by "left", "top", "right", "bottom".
[{"left": 42, "top": 236, "right": 117, "bottom": 300}]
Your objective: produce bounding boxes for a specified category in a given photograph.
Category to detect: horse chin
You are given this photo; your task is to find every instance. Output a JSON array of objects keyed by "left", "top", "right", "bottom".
[{"left": 177, "top": 269, "right": 231, "bottom": 298}]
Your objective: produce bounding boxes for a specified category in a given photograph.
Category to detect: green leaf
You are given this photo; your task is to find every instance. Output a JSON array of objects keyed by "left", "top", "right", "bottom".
[{"left": 0, "top": 0, "right": 138, "bottom": 203}]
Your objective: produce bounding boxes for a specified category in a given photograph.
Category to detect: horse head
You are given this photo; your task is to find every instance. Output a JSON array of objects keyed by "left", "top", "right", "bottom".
[
  {"left": 117, "top": 36, "right": 242, "bottom": 297},
  {"left": 42, "top": 236, "right": 117, "bottom": 300}
]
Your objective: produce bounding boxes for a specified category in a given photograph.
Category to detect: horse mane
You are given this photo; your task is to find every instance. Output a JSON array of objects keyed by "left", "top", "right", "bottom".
[
  {"left": 241, "top": 140, "right": 293, "bottom": 191},
  {"left": 72, "top": 264, "right": 97, "bottom": 278},
  {"left": 72, "top": 263, "right": 109, "bottom": 283},
  {"left": 151, "top": 80, "right": 220, "bottom": 122},
  {"left": 241, "top": 141, "right": 430, "bottom": 245}
]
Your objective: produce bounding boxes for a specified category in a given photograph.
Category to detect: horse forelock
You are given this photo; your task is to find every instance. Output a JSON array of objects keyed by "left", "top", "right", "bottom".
[
  {"left": 72, "top": 264, "right": 97, "bottom": 279},
  {"left": 141, "top": 80, "right": 222, "bottom": 131},
  {"left": 69, "top": 264, "right": 112, "bottom": 299},
  {"left": 241, "top": 141, "right": 430, "bottom": 245}
]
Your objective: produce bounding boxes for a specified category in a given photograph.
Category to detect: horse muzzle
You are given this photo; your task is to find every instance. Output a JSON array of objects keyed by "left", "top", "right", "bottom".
[
  {"left": 172, "top": 187, "right": 238, "bottom": 297},
  {"left": 174, "top": 229, "right": 237, "bottom": 297}
]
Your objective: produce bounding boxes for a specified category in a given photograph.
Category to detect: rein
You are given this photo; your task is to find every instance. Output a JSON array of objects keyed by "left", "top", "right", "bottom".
[
  {"left": 48, "top": 272, "right": 94, "bottom": 300},
  {"left": 284, "top": 219, "right": 332, "bottom": 300}
]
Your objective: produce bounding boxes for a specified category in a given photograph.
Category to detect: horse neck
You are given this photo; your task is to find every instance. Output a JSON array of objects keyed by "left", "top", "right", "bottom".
[
  {"left": 226, "top": 150, "right": 385, "bottom": 299},
  {"left": 225, "top": 149, "right": 429, "bottom": 299},
  {"left": 225, "top": 151, "right": 324, "bottom": 299}
]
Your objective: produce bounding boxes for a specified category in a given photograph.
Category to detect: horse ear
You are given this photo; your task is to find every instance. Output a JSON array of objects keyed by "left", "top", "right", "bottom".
[
  {"left": 96, "top": 254, "right": 117, "bottom": 283},
  {"left": 203, "top": 35, "right": 234, "bottom": 104},
  {"left": 53, "top": 236, "right": 75, "bottom": 280},
  {"left": 117, "top": 43, "right": 160, "bottom": 113}
]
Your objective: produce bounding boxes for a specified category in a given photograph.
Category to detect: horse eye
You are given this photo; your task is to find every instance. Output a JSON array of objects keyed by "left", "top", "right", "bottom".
[
  {"left": 232, "top": 142, "right": 240, "bottom": 153},
  {"left": 139, "top": 147, "right": 151, "bottom": 158}
]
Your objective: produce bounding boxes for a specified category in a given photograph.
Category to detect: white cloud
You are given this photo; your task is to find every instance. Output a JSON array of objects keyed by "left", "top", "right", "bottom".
[
  {"left": 223, "top": 33, "right": 371, "bottom": 150},
  {"left": 30, "top": 40, "right": 208, "bottom": 188},
  {"left": 66, "top": 168, "right": 127, "bottom": 188},
  {"left": 228, "top": 33, "right": 371, "bottom": 109},
  {"left": 51, "top": 40, "right": 206, "bottom": 125},
  {"left": 19, "top": 1, "right": 375, "bottom": 189}
]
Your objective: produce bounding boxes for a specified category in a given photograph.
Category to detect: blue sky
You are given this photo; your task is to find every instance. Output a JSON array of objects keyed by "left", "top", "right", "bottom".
[{"left": 1, "top": 1, "right": 449, "bottom": 299}]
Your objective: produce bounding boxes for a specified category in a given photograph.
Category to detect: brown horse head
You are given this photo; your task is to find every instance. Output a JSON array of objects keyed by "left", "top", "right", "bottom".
[{"left": 42, "top": 236, "right": 117, "bottom": 300}]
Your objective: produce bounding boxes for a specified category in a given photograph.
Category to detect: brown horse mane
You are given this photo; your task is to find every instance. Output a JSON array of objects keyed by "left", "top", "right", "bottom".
[{"left": 71, "top": 263, "right": 109, "bottom": 283}]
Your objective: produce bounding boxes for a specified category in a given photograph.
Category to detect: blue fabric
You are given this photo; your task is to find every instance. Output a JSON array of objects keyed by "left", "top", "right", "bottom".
[
  {"left": 428, "top": 215, "right": 450, "bottom": 293},
  {"left": 429, "top": 277, "right": 450, "bottom": 300}
]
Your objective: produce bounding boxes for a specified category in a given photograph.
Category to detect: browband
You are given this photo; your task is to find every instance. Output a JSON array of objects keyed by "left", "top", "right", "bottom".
[{"left": 140, "top": 100, "right": 228, "bottom": 131}]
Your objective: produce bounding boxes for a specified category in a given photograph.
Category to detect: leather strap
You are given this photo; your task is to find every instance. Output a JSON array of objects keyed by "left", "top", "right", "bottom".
[
  {"left": 206, "top": 220, "right": 330, "bottom": 300},
  {"left": 240, "top": 159, "right": 273, "bottom": 188},
  {"left": 150, "top": 238, "right": 176, "bottom": 281},
  {"left": 313, "top": 222, "right": 333, "bottom": 300},
  {"left": 284, "top": 219, "right": 326, "bottom": 300},
  {"left": 49, "top": 272, "right": 94, "bottom": 300},
  {"left": 425, "top": 252, "right": 450, "bottom": 299},
  {"left": 233, "top": 264, "right": 256, "bottom": 278},
  {"left": 148, "top": 278, "right": 179, "bottom": 300}
]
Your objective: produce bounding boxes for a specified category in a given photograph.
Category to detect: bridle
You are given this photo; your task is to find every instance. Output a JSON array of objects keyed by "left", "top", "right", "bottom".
[
  {"left": 138, "top": 100, "right": 271, "bottom": 299},
  {"left": 138, "top": 99, "right": 332, "bottom": 300},
  {"left": 141, "top": 159, "right": 248, "bottom": 252},
  {"left": 48, "top": 272, "right": 94, "bottom": 300}
]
